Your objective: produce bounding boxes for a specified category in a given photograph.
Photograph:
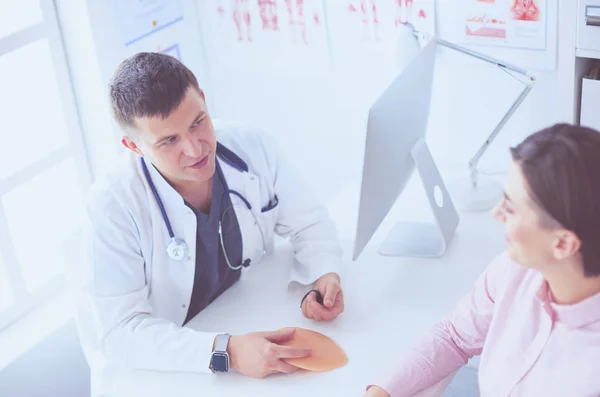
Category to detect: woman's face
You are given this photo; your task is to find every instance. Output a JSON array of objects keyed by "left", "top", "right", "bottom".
[{"left": 491, "top": 162, "right": 559, "bottom": 269}]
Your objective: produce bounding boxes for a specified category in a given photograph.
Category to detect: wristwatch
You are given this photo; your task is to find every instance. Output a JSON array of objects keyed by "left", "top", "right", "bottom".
[{"left": 210, "top": 333, "right": 231, "bottom": 373}]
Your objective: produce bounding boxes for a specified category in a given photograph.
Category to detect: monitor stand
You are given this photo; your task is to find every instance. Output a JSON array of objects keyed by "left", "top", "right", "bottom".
[{"left": 378, "top": 138, "right": 459, "bottom": 258}]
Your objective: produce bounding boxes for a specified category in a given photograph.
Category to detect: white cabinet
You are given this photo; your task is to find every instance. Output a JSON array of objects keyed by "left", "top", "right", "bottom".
[
  {"left": 559, "top": 1, "right": 600, "bottom": 125},
  {"left": 577, "top": 1, "right": 600, "bottom": 54},
  {"left": 580, "top": 77, "right": 600, "bottom": 130}
]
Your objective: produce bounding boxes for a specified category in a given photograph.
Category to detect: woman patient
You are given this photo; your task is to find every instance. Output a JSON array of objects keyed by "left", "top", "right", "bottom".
[{"left": 365, "top": 123, "right": 600, "bottom": 397}]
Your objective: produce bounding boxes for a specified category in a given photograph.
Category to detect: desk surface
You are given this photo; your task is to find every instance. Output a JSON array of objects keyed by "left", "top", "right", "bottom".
[{"left": 114, "top": 174, "right": 506, "bottom": 397}]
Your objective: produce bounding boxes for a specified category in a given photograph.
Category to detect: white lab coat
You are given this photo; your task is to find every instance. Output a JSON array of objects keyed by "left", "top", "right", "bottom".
[{"left": 73, "top": 120, "right": 343, "bottom": 397}]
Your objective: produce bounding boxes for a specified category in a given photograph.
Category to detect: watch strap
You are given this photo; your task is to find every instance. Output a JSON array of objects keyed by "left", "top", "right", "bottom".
[
  {"left": 300, "top": 289, "right": 324, "bottom": 307},
  {"left": 214, "top": 333, "right": 231, "bottom": 353}
]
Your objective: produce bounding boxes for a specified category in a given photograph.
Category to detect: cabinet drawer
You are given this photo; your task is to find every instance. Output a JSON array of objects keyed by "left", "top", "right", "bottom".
[{"left": 577, "top": 1, "right": 600, "bottom": 51}]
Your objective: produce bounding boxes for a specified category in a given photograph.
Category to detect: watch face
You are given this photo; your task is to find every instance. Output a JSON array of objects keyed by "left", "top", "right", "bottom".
[{"left": 211, "top": 353, "right": 229, "bottom": 372}]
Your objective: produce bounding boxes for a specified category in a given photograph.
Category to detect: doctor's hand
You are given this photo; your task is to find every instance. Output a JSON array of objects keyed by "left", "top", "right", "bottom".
[
  {"left": 302, "top": 272, "right": 344, "bottom": 322},
  {"left": 227, "top": 328, "right": 312, "bottom": 378}
]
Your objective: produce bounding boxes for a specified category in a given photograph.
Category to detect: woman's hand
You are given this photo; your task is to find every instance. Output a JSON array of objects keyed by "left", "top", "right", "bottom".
[{"left": 364, "top": 385, "right": 391, "bottom": 397}]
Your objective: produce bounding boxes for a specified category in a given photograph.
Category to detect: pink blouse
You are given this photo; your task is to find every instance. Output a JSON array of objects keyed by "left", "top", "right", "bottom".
[{"left": 369, "top": 252, "right": 600, "bottom": 396}]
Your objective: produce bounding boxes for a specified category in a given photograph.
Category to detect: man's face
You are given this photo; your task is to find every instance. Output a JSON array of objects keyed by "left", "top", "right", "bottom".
[{"left": 122, "top": 87, "right": 217, "bottom": 189}]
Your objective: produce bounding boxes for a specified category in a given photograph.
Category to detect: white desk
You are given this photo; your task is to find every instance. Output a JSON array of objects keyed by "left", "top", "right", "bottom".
[{"left": 113, "top": 174, "right": 506, "bottom": 397}]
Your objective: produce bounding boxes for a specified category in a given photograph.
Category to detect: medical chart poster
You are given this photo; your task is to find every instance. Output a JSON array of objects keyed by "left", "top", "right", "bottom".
[
  {"left": 197, "top": 0, "right": 331, "bottom": 75},
  {"left": 160, "top": 44, "right": 182, "bottom": 61},
  {"left": 113, "top": 0, "right": 185, "bottom": 47},
  {"left": 461, "top": 0, "right": 548, "bottom": 51},
  {"left": 329, "top": 0, "right": 436, "bottom": 41},
  {"left": 325, "top": 0, "right": 436, "bottom": 71}
]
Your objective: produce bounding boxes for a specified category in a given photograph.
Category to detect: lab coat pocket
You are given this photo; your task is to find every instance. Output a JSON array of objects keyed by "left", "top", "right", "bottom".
[
  {"left": 230, "top": 200, "right": 266, "bottom": 267},
  {"left": 259, "top": 195, "right": 279, "bottom": 255}
]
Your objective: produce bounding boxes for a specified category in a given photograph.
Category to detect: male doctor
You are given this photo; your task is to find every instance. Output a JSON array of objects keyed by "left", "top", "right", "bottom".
[{"left": 76, "top": 52, "right": 345, "bottom": 396}]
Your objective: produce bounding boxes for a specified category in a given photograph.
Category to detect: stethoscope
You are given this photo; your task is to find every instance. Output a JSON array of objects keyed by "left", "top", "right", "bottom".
[{"left": 140, "top": 157, "right": 267, "bottom": 270}]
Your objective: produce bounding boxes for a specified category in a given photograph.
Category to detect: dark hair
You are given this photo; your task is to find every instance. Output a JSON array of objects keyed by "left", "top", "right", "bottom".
[
  {"left": 109, "top": 52, "right": 200, "bottom": 131},
  {"left": 510, "top": 123, "right": 600, "bottom": 277}
]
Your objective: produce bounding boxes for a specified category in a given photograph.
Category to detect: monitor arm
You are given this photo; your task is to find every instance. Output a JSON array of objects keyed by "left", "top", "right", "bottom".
[{"left": 408, "top": 25, "right": 536, "bottom": 211}]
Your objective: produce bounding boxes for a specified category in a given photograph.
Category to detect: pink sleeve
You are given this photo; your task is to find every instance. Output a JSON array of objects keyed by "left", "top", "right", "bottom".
[{"left": 368, "top": 253, "right": 510, "bottom": 397}]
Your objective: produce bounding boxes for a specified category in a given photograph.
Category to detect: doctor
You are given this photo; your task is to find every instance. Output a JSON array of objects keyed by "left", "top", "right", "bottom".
[{"left": 76, "top": 52, "right": 345, "bottom": 397}]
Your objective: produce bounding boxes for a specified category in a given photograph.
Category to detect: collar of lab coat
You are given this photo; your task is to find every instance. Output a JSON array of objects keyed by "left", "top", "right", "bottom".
[
  {"left": 139, "top": 148, "right": 261, "bottom": 217},
  {"left": 139, "top": 157, "right": 184, "bottom": 214}
]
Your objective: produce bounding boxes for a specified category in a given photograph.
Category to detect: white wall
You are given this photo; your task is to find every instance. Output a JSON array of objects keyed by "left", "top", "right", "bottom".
[
  {"left": 55, "top": 0, "right": 118, "bottom": 182},
  {"left": 59, "top": 0, "right": 568, "bottom": 204},
  {"left": 56, "top": 0, "right": 210, "bottom": 181},
  {"left": 196, "top": 0, "right": 565, "bottom": 204}
]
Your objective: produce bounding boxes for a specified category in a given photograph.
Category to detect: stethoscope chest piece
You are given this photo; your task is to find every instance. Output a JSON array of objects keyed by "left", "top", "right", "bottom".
[
  {"left": 141, "top": 155, "right": 266, "bottom": 269},
  {"left": 167, "top": 237, "right": 188, "bottom": 261}
]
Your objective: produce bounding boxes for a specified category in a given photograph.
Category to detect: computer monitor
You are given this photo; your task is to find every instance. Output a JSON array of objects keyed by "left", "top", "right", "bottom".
[{"left": 352, "top": 37, "right": 459, "bottom": 261}]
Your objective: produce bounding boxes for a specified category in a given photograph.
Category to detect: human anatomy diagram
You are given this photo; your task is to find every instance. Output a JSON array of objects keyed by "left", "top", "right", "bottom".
[
  {"left": 397, "top": 0, "right": 428, "bottom": 26},
  {"left": 219, "top": 0, "right": 252, "bottom": 42},
  {"left": 347, "top": 0, "right": 430, "bottom": 41},
  {"left": 217, "top": 0, "right": 321, "bottom": 45},
  {"left": 285, "top": 0, "right": 309, "bottom": 44},
  {"left": 348, "top": 0, "right": 380, "bottom": 40},
  {"left": 510, "top": 0, "right": 540, "bottom": 21},
  {"left": 258, "top": 0, "right": 279, "bottom": 31},
  {"left": 461, "top": 0, "right": 547, "bottom": 53},
  {"left": 395, "top": 0, "right": 414, "bottom": 27}
]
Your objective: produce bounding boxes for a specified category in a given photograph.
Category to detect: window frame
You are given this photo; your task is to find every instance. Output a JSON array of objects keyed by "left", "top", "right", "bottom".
[{"left": 0, "top": 0, "right": 91, "bottom": 331}]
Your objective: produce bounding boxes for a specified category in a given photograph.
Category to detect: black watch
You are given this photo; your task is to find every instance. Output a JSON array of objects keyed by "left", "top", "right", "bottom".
[{"left": 210, "top": 333, "right": 231, "bottom": 373}]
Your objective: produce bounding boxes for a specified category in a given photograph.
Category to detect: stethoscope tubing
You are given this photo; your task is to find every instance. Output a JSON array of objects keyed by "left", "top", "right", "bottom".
[
  {"left": 140, "top": 157, "right": 266, "bottom": 269},
  {"left": 141, "top": 158, "right": 176, "bottom": 239}
]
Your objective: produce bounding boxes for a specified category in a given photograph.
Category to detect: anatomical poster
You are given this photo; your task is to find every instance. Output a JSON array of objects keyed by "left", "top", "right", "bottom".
[
  {"left": 198, "top": 0, "right": 331, "bottom": 75},
  {"left": 113, "top": 0, "right": 184, "bottom": 47},
  {"left": 325, "top": 0, "right": 435, "bottom": 71},
  {"left": 327, "top": 0, "right": 435, "bottom": 43},
  {"left": 461, "top": 0, "right": 548, "bottom": 50}
]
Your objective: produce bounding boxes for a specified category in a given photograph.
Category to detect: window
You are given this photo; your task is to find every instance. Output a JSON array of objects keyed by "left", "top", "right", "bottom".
[
  {"left": 0, "top": 0, "right": 43, "bottom": 39},
  {"left": 0, "top": 0, "right": 91, "bottom": 330},
  {"left": 0, "top": 255, "right": 13, "bottom": 312}
]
